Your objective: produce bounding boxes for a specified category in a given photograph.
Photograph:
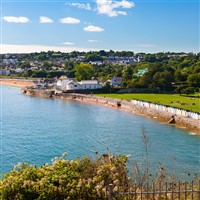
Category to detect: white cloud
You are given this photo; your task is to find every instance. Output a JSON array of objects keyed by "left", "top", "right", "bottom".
[
  {"left": 39, "top": 16, "right": 54, "bottom": 23},
  {"left": 117, "top": 11, "right": 127, "bottom": 16},
  {"left": 63, "top": 42, "right": 75, "bottom": 45},
  {"left": 59, "top": 17, "right": 80, "bottom": 24},
  {"left": 96, "top": 0, "right": 134, "bottom": 17},
  {"left": 88, "top": 40, "right": 101, "bottom": 43},
  {"left": 2, "top": 16, "right": 30, "bottom": 23},
  {"left": 84, "top": 25, "right": 104, "bottom": 32},
  {"left": 0, "top": 44, "right": 102, "bottom": 54},
  {"left": 116, "top": 0, "right": 134, "bottom": 8},
  {"left": 66, "top": 3, "right": 92, "bottom": 10}
]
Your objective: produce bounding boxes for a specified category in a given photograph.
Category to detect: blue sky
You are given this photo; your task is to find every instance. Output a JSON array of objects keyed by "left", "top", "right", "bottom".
[{"left": 1, "top": 0, "right": 199, "bottom": 53}]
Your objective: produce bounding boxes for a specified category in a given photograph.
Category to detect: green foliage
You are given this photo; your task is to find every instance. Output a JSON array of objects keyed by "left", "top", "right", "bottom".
[
  {"left": 187, "top": 73, "right": 200, "bottom": 87},
  {"left": 122, "top": 65, "right": 133, "bottom": 82},
  {"left": 0, "top": 153, "right": 129, "bottom": 200},
  {"left": 2, "top": 51, "right": 199, "bottom": 92},
  {"left": 180, "top": 87, "right": 195, "bottom": 96},
  {"left": 85, "top": 53, "right": 103, "bottom": 62},
  {"left": 75, "top": 63, "right": 94, "bottom": 81},
  {"left": 152, "top": 71, "right": 174, "bottom": 92}
]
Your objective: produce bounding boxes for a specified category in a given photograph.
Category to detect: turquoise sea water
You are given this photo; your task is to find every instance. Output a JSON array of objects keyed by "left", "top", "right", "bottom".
[{"left": 1, "top": 86, "right": 199, "bottom": 179}]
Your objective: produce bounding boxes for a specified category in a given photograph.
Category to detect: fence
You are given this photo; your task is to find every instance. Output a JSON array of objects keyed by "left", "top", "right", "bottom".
[
  {"left": 108, "top": 180, "right": 200, "bottom": 200},
  {"left": 131, "top": 99, "right": 200, "bottom": 120}
]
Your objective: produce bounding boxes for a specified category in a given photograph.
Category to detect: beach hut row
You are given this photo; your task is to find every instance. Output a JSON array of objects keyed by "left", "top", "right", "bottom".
[{"left": 131, "top": 100, "right": 200, "bottom": 120}]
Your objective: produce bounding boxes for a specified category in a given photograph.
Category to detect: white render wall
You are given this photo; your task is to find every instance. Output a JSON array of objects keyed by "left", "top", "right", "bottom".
[{"left": 81, "top": 83, "right": 102, "bottom": 90}]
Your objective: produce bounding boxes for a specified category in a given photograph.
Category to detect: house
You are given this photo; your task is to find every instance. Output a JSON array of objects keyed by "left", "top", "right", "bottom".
[
  {"left": 56, "top": 76, "right": 71, "bottom": 90},
  {"left": 65, "top": 80, "right": 82, "bottom": 90},
  {"left": 15, "top": 68, "right": 24, "bottom": 73},
  {"left": 34, "top": 80, "right": 47, "bottom": 89},
  {"left": 78, "top": 80, "right": 102, "bottom": 90},
  {"left": 110, "top": 77, "right": 122, "bottom": 87},
  {"left": 56, "top": 76, "right": 102, "bottom": 91}
]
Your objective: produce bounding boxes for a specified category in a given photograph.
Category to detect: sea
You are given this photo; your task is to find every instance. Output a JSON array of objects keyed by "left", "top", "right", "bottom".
[{"left": 1, "top": 85, "right": 199, "bottom": 179}]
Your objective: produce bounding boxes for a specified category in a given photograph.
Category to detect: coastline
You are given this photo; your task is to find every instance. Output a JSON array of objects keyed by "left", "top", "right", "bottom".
[
  {"left": 61, "top": 94, "right": 200, "bottom": 135},
  {"left": 1, "top": 78, "right": 199, "bottom": 135}
]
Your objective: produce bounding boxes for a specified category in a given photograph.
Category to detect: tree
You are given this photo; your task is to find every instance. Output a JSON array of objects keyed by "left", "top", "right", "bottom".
[
  {"left": 85, "top": 53, "right": 103, "bottom": 62},
  {"left": 174, "top": 70, "right": 188, "bottom": 82},
  {"left": 187, "top": 73, "right": 200, "bottom": 87},
  {"left": 181, "top": 87, "right": 195, "bottom": 96},
  {"left": 122, "top": 66, "right": 133, "bottom": 82},
  {"left": 174, "top": 85, "right": 187, "bottom": 94},
  {"left": 75, "top": 63, "right": 94, "bottom": 81},
  {"left": 138, "top": 72, "right": 153, "bottom": 88},
  {"left": 153, "top": 72, "right": 174, "bottom": 92}
]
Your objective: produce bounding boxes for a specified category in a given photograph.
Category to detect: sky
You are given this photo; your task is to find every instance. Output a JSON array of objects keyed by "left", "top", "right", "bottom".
[{"left": 0, "top": 0, "right": 199, "bottom": 53}]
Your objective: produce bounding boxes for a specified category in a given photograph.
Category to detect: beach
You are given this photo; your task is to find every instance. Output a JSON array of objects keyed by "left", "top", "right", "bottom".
[{"left": 0, "top": 78, "right": 34, "bottom": 88}]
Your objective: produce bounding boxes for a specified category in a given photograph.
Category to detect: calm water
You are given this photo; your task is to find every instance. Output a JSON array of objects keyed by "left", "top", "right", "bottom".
[{"left": 1, "top": 86, "right": 199, "bottom": 178}]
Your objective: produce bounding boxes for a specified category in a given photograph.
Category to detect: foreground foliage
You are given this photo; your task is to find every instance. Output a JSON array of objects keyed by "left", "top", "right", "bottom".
[
  {"left": 0, "top": 152, "right": 199, "bottom": 199},
  {"left": 0, "top": 153, "right": 129, "bottom": 200}
]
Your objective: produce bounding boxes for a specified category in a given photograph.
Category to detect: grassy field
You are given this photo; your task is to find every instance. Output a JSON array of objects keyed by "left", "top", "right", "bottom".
[{"left": 96, "top": 93, "right": 200, "bottom": 113}]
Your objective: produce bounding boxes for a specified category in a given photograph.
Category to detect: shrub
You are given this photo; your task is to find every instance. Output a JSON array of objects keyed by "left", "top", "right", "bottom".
[{"left": 0, "top": 153, "right": 130, "bottom": 200}]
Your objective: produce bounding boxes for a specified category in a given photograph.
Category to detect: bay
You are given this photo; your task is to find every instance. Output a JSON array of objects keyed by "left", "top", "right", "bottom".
[{"left": 1, "top": 85, "right": 199, "bottom": 179}]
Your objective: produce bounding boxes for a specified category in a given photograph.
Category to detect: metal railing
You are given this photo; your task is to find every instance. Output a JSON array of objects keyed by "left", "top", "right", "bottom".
[{"left": 108, "top": 180, "right": 200, "bottom": 200}]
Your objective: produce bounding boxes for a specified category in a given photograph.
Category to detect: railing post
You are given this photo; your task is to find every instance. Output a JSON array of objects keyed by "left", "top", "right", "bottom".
[
  {"left": 108, "top": 184, "right": 113, "bottom": 200},
  {"left": 185, "top": 181, "right": 187, "bottom": 200},
  {"left": 178, "top": 181, "right": 180, "bottom": 200},
  {"left": 165, "top": 182, "right": 168, "bottom": 200},
  {"left": 199, "top": 180, "right": 200, "bottom": 200},
  {"left": 191, "top": 181, "right": 194, "bottom": 200}
]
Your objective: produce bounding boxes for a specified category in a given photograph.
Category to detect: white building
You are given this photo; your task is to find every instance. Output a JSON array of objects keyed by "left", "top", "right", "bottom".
[
  {"left": 15, "top": 68, "right": 24, "bottom": 73},
  {"left": 65, "top": 80, "right": 82, "bottom": 90},
  {"left": 78, "top": 80, "right": 102, "bottom": 90},
  {"left": 56, "top": 77, "right": 102, "bottom": 91}
]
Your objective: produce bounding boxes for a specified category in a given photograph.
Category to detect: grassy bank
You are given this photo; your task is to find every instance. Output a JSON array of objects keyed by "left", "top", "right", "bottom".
[{"left": 95, "top": 93, "right": 200, "bottom": 113}]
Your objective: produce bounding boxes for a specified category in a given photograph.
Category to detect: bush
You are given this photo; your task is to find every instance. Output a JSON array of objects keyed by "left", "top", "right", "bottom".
[{"left": 0, "top": 153, "right": 130, "bottom": 200}]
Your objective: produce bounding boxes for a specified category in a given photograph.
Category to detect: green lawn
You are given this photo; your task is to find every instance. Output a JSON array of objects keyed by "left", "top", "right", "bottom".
[{"left": 96, "top": 93, "right": 200, "bottom": 113}]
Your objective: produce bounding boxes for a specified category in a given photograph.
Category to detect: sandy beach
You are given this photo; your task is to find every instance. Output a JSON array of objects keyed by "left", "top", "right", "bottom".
[{"left": 0, "top": 78, "right": 34, "bottom": 88}]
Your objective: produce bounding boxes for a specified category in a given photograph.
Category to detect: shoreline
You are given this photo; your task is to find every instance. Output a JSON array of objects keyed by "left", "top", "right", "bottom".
[
  {"left": 1, "top": 78, "right": 199, "bottom": 135},
  {"left": 0, "top": 78, "right": 34, "bottom": 88},
  {"left": 63, "top": 94, "right": 200, "bottom": 135}
]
